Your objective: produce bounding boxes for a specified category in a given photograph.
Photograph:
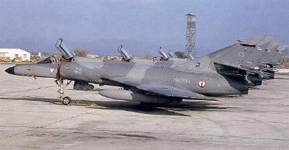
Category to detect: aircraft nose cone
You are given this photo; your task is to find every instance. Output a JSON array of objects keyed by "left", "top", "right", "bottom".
[{"left": 5, "top": 66, "right": 15, "bottom": 75}]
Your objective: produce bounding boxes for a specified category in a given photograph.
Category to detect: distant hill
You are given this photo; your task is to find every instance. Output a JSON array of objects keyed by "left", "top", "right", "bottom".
[
  {"left": 68, "top": 39, "right": 186, "bottom": 56},
  {"left": 0, "top": 38, "right": 288, "bottom": 56},
  {"left": 0, "top": 38, "right": 186, "bottom": 56}
]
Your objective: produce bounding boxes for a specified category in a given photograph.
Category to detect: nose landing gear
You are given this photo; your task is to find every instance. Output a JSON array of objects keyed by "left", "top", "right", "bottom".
[{"left": 56, "top": 79, "right": 72, "bottom": 105}]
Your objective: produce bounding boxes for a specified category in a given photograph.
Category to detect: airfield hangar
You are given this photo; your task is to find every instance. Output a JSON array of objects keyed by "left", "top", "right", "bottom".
[{"left": 0, "top": 48, "right": 31, "bottom": 61}]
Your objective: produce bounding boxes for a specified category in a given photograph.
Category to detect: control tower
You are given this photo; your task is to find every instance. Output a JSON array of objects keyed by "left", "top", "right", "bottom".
[{"left": 186, "top": 13, "right": 196, "bottom": 59}]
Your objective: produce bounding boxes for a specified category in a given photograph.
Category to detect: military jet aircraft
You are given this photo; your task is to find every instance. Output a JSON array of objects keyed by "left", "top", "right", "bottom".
[
  {"left": 208, "top": 35, "right": 288, "bottom": 80},
  {"left": 254, "top": 43, "right": 288, "bottom": 79},
  {"left": 5, "top": 36, "right": 287, "bottom": 110}
]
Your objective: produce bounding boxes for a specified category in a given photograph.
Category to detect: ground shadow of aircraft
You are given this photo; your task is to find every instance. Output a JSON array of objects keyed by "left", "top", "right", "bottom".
[
  {"left": 273, "top": 77, "right": 289, "bottom": 80},
  {"left": 0, "top": 97, "right": 228, "bottom": 116}
]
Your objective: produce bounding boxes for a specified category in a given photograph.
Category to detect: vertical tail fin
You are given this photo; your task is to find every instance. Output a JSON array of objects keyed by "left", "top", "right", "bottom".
[{"left": 208, "top": 35, "right": 274, "bottom": 68}]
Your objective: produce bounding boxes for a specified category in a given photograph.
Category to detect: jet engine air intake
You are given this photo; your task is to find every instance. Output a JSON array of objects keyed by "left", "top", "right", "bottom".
[
  {"left": 73, "top": 81, "right": 94, "bottom": 91},
  {"left": 246, "top": 74, "right": 262, "bottom": 86}
]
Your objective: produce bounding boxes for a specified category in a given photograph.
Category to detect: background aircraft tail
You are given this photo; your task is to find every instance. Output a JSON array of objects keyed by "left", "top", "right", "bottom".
[{"left": 208, "top": 35, "right": 274, "bottom": 67}]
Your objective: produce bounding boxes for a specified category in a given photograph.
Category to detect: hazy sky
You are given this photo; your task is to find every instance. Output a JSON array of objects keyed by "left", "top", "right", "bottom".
[{"left": 0, "top": 0, "right": 288, "bottom": 55}]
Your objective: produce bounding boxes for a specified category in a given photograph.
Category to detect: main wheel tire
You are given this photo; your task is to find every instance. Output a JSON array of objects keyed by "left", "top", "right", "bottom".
[
  {"left": 62, "top": 96, "right": 71, "bottom": 105},
  {"left": 140, "top": 102, "right": 156, "bottom": 111}
]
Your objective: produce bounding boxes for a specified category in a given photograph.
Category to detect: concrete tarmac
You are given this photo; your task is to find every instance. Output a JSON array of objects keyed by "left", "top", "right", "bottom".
[{"left": 0, "top": 64, "right": 289, "bottom": 150}]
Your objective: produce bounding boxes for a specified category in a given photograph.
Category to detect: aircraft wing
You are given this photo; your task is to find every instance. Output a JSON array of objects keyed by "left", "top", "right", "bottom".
[{"left": 102, "top": 77, "right": 210, "bottom": 100}]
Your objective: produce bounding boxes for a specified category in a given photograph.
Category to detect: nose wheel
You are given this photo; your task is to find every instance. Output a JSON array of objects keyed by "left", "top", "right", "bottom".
[
  {"left": 56, "top": 79, "right": 72, "bottom": 105},
  {"left": 61, "top": 96, "right": 72, "bottom": 105}
]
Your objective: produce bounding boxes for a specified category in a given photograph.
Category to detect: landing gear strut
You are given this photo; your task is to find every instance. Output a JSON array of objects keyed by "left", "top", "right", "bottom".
[{"left": 56, "top": 79, "right": 72, "bottom": 105}]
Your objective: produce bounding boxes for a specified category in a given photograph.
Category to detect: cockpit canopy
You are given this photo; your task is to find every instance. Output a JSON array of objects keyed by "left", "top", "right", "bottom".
[
  {"left": 117, "top": 45, "right": 132, "bottom": 61},
  {"left": 37, "top": 55, "right": 63, "bottom": 64},
  {"left": 55, "top": 38, "right": 74, "bottom": 60},
  {"left": 158, "top": 47, "right": 169, "bottom": 60},
  {"left": 168, "top": 50, "right": 176, "bottom": 58}
]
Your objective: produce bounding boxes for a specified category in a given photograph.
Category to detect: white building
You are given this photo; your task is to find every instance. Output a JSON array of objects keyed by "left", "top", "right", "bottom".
[{"left": 0, "top": 48, "right": 31, "bottom": 61}]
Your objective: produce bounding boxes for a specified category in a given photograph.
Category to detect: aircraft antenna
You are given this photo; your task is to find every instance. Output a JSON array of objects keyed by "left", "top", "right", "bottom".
[{"left": 186, "top": 13, "right": 196, "bottom": 59}]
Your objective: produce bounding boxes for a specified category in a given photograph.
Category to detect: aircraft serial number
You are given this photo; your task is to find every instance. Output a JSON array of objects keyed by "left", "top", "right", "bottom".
[
  {"left": 173, "top": 77, "right": 190, "bottom": 83},
  {"left": 74, "top": 67, "right": 82, "bottom": 74}
]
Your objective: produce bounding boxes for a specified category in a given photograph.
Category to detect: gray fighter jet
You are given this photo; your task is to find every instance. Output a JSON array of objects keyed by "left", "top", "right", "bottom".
[
  {"left": 208, "top": 35, "right": 288, "bottom": 79},
  {"left": 5, "top": 36, "right": 287, "bottom": 110}
]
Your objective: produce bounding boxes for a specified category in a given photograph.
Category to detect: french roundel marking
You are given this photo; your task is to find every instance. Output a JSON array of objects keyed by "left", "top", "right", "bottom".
[{"left": 197, "top": 79, "right": 207, "bottom": 88}]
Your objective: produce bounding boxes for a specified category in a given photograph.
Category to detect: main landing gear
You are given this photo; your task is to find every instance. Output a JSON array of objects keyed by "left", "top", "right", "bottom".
[{"left": 56, "top": 79, "right": 72, "bottom": 105}]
